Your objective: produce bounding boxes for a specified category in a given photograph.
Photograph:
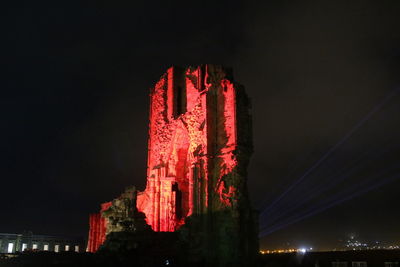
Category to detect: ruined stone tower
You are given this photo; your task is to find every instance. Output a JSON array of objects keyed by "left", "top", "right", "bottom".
[{"left": 87, "top": 65, "right": 257, "bottom": 266}]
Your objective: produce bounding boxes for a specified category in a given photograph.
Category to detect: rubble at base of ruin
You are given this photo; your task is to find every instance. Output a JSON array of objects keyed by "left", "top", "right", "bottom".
[{"left": 87, "top": 65, "right": 258, "bottom": 266}]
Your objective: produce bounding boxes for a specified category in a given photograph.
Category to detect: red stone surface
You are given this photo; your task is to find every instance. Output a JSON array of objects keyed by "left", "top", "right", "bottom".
[
  {"left": 86, "top": 202, "right": 111, "bottom": 252},
  {"left": 136, "top": 65, "right": 241, "bottom": 231},
  {"left": 87, "top": 65, "right": 249, "bottom": 252}
]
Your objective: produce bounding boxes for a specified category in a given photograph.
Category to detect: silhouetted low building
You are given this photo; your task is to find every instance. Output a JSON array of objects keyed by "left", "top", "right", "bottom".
[{"left": 0, "top": 232, "right": 85, "bottom": 253}]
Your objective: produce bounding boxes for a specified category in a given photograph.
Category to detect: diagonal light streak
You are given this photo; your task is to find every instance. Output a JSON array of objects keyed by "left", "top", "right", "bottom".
[
  {"left": 261, "top": 88, "right": 399, "bottom": 218},
  {"left": 260, "top": 164, "right": 400, "bottom": 236}
]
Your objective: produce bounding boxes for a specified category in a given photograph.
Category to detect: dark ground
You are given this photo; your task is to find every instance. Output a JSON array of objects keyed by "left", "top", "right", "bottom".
[
  {"left": 2, "top": 250, "right": 400, "bottom": 267},
  {"left": 0, "top": 251, "right": 175, "bottom": 267}
]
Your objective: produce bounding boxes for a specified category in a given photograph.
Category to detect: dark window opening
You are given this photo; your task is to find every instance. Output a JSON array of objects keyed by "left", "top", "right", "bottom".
[{"left": 172, "top": 182, "right": 182, "bottom": 220}]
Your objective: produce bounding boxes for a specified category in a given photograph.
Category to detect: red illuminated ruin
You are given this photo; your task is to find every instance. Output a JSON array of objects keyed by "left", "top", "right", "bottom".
[
  {"left": 136, "top": 65, "right": 240, "bottom": 232},
  {"left": 87, "top": 65, "right": 257, "bottom": 265}
]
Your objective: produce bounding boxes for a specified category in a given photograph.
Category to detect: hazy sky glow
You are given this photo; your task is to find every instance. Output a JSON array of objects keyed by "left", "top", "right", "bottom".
[{"left": 1, "top": 1, "right": 400, "bottom": 250}]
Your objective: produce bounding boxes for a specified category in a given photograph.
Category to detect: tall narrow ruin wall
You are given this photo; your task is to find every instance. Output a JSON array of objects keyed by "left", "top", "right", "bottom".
[
  {"left": 87, "top": 202, "right": 111, "bottom": 252},
  {"left": 135, "top": 65, "right": 253, "bottom": 232}
]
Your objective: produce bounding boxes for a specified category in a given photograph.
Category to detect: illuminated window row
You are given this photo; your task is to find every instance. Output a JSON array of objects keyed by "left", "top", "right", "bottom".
[{"left": 4, "top": 242, "right": 79, "bottom": 253}]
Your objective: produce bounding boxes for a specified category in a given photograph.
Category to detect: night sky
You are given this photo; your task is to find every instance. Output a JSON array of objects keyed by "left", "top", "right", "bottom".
[{"left": 2, "top": 1, "right": 400, "bottom": 250}]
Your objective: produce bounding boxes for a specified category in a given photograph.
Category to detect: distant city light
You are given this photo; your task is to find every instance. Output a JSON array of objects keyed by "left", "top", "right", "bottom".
[
  {"left": 298, "top": 248, "right": 307, "bottom": 254},
  {"left": 259, "top": 247, "right": 314, "bottom": 254},
  {"left": 259, "top": 241, "right": 400, "bottom": 255}
]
